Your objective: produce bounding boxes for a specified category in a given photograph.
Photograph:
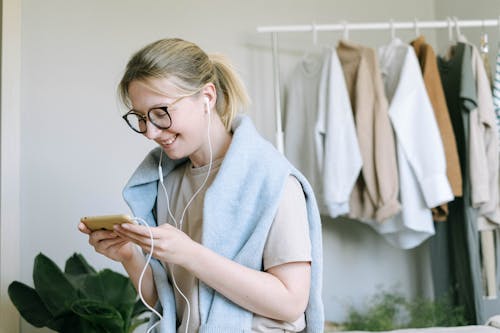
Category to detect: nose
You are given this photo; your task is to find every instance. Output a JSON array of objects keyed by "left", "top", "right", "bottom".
[{"left": 143, "top": 120, "right": 162, "bottom": 140}]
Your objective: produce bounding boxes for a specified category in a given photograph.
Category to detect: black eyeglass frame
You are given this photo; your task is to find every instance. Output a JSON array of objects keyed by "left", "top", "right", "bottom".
[
  {"left": 121, "top": 91, "right": 201, "bottom": 134},
  {"left": 122, "top": 107, "right": 173, "bottom": 134}
]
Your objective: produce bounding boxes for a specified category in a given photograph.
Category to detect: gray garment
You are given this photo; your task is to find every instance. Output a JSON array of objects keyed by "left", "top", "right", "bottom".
[
  {"left": 434, "top": 42, "right": 485, "bottom": 324},
  {"left": 483, "top": 230, "right": 500, "bottom": 320}
]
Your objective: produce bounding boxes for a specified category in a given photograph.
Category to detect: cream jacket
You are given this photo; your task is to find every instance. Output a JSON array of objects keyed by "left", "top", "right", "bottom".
[{"left": 337, "top": 40, "right": 400, "bottom": 222}]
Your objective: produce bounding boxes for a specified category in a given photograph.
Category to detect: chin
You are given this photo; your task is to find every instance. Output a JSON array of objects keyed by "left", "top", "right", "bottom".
[{"left": 162, "top": 148, "right": 188, "bottom": 161}]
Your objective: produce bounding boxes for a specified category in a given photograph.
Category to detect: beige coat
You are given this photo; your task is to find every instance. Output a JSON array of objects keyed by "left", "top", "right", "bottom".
[{"left": 337, "top": 40, "right": 400, "bottom": 222}]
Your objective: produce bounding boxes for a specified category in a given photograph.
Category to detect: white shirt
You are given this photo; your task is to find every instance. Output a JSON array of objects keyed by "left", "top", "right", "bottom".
[{"left": 367, "top": 38, "right": 453, "bottom": 249}]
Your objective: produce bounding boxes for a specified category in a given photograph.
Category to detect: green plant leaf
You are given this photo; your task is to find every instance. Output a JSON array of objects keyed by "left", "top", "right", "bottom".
[
  {"left": 342, "top": 289, "right": 467, "bottom": 331},
  {"left": 71, "top": 299, "right": 124, "bottom": 333},
  {"left": 129, "top": 299, "right": 151, "bottom": 332},
  {"left": 33, "top": 253, "right": 79, "bottom": 316},
  {"left": 132, "top": 299, "right": 151, "bottom": 317},
  {"left": 7, "top": 281, "right": 53, "bottom": 327},
  {"left": 81, "top": 269, "right": 137, "bottom": 330},
  {"left": 47, "top": 312, "right": 82, "bottom": 332},
  {"left": 9, "top": 252, "right": 147, "bottom": 333},
  {"left": 129, "top": 317, "right": 150, "bottom": 333},
  {"left": 66, "top": 274, "right": 88, "bottom": 291},
  {"left": 50, "top": 312, "right": 101, "bottom": 333},
  {"left": 65, "top": 253, "right": 96, "bottom": 276},
  {"left": 82, "top": 269, "right": 136, "bottom": 307}
]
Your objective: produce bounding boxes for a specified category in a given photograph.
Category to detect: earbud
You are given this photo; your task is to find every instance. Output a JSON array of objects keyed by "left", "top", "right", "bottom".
[{"left": 204, "top": 97, "right": 210, "bottom": 114}]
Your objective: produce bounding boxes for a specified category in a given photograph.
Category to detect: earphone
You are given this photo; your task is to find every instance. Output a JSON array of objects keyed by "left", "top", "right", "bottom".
[
  {"left": 204, "top": 97, "right": 210, "bottom": 114},
  {"left": 138, "top": 99, "right": 214, "bottom": 333}
]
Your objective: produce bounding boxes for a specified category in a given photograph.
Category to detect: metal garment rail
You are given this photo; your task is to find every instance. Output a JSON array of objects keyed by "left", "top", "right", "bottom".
[{"left": 257, "top": 18, "right": 500, "bottom": 153}]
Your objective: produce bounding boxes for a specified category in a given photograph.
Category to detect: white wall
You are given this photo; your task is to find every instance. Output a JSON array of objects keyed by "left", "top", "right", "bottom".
[
  {"left": 17, "top": 1, "right": 440, "bottom": 332},
  {"left": 1, "top": 0, "right": 22, "bottom": 332}
]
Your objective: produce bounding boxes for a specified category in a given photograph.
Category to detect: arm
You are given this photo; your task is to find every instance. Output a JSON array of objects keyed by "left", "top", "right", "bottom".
[
  {"left": 121, "top": 248, "right": 158, "bottom": 308},
  {"left": 186, "top": 243, "right": 310, "bottom": 322},
  {"left": 114, "top": 222, "right": 310, "bottom": 322}
]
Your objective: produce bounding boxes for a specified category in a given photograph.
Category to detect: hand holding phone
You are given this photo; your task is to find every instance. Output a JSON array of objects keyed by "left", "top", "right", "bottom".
[{"left": 80, "top": 214, "right": 136, "bottom": 231}]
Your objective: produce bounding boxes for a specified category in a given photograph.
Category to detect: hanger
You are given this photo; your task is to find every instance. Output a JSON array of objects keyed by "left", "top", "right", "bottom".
[
  {"left": 341, "top": 20, "right": 349, "bottom": 40},
  {"left": 312, "top": 22, "right": 318, "bottom": 46},
  {"left": 498, "top": 16, "right": 500, "bottom": 45},
  {"left": 479, "top": 19, "right": 489, "bottom": 54},
  {"left": 453, "top": 16, "right": 465, "bottom": 41},
  {"left": 414, "top": 18, "right": 420, "bottom": 37},
  {"left": 442, "top": 17, "right": 456, "bottom": 60},
  {"left": 301, "top": 21, "right": 322, "bottom": 71},
  {"left": 389, "top": 18, "right": 396, "bottom": 40},
  {"left": 447, "top": 17, "right": 454, "bottom": 43}
]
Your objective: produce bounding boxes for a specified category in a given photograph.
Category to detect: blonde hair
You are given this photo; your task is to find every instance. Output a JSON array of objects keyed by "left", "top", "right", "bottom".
[{"left": 118, "top": 38, "right": 249, "bottom": 130}]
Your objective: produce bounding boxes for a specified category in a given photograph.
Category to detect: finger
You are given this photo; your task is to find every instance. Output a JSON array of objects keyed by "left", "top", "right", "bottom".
[
  {"left": 78, "top": 222, "right": 92, "bottom": 235},
  {"left": 113, "top": 227, "right": 152, "bottom": 248},
  {"left": 112, "top": 232, "right": 151, "bottom": 254},
  {"left": 88, "top": 230, "right": 119, "bottom": 246},
  {"left": 114, "top": 224, "right": 155, "bottom": 242},
  {"left": 137, "top": 243, "right": 153, "bottom": 255},
  {"left": 95, "top": 237, "right": 128, "bottom": 253},
  {"left": 118, "top": 222, "right": 153, "bottom": 238}
]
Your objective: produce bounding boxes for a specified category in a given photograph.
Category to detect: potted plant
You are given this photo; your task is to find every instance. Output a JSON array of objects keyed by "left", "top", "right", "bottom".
[{"left": 8, "top": 252, "right": 150, "bottom": 333}]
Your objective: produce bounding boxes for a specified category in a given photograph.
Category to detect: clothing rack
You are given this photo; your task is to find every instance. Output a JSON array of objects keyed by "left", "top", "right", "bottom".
[
  {"left": 257, "top": 18, "right": 500, "bottom": 153},
  {"left": 257, "top": 18, "right": 500, "bottom": 33}
]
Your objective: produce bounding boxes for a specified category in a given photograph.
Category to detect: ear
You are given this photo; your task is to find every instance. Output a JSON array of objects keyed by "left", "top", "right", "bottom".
[{"left": 201, "top": 83, "right": 216, "bottom": 113}]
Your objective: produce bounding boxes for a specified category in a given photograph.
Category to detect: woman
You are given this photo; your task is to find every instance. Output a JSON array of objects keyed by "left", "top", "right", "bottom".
[{"left": 78, "top": 38, "right": 324, "bottom": 332}]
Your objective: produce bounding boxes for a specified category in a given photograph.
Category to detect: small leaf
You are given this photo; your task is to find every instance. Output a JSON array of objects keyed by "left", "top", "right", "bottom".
[
  {"left": 129, "top": 317, "right": 150, "bottom": 333},
  {"left": 132, "top": 299, "right": 151, "bottom": 317},
  {"left": 8, "top": 281, "right": 53, "bottom": 327},
  {"left": 71, "top": 299, "right": 124, "bottom": 333},
  {"left": 33, "top": 253, "right": 79, "bottom": 316},
  {"left": 64, "top": 253, "right": 96, "bottom": 276}
]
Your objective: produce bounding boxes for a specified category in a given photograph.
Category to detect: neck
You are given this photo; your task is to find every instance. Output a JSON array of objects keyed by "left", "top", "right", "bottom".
[{"left": 189, "top": 115, "right": 232, "bottom": 168}]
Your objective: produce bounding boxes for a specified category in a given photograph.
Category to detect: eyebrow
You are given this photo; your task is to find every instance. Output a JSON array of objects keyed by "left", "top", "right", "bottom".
[
  {"left": 129, "top": 103, "right": 168, "bottom": 114},
  {"left": 128, "top": 94, "right": 187, "bottom": 114}
]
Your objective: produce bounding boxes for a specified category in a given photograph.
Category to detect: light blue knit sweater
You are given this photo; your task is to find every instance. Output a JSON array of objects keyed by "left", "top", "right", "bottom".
[{"left": 123, "top": 115, "right": 324, "bottom": 332}]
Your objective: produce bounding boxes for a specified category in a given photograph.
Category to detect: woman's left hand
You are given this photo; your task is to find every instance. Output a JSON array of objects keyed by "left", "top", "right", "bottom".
[{"left": 113, "top": 222, "right": 197, "bottom": 266}]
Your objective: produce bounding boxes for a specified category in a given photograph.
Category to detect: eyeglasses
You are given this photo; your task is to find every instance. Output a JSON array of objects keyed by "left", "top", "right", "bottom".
[
  {"left": 122, "top": 95, "right": 188, "bottom": 134},
  {"left": 122, "top": 107, "right": 172, "bottom": 134}
]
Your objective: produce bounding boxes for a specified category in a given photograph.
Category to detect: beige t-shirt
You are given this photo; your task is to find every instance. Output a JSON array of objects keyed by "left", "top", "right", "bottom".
[{"left": 157, "top": 159, "right": 312, "bottom": 333}]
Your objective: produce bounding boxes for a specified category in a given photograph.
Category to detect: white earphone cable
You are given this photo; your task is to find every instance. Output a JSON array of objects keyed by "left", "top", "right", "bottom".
[
  {"left": 137, "top": 98, "right": 213, "bottom": 333},
  {"left": 132, "top": 216, "right": 162, "bottom": 333}
]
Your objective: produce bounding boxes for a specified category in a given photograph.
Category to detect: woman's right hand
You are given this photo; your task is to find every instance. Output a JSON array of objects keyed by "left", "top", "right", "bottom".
[{"left": 78, "top": 222, "right": 138, "bottom": 263}]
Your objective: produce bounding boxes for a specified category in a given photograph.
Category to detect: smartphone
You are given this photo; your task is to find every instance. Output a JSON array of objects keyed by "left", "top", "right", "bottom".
[{"left": 80, "top": 214, "right": 136, "bottom": 231}]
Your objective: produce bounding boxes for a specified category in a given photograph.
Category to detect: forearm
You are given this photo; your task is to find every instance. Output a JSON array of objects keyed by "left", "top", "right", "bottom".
[
  {"left": 122, "top": 248, "right": 158, "bottom": 308},
  {"left": 184, "top": 242, "right": 310, "bottom": 322}
]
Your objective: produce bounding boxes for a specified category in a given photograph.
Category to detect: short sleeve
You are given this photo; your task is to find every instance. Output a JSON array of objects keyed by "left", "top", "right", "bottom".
[{"left": 263, "top": 176, "right": 312, "bottom": 270}]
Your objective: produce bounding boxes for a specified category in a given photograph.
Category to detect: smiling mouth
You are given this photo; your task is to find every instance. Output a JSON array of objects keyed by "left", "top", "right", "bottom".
[{"left": 163, "top": 134, "right": 178, "bottom": 146}]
